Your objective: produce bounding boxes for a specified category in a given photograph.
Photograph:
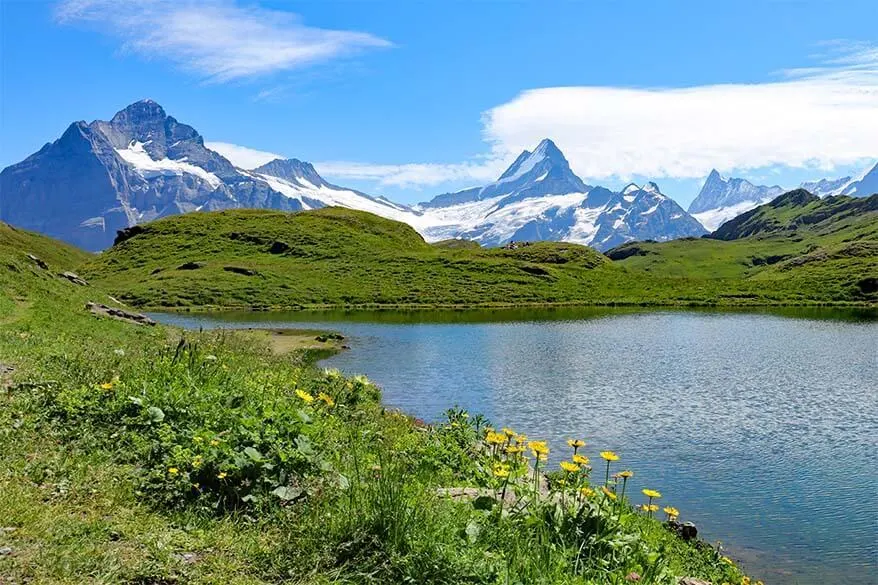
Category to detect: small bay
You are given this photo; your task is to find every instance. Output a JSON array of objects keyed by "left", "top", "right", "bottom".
[{"left": 154, "top": 307, "right": 878, "bottom": 585}]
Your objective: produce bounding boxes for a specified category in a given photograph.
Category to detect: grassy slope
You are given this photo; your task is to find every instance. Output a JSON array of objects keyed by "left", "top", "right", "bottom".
[
  {"left": 609, "top": 194, "right": 878, "bottom": 303},
  {"left": 1, "top": 225, "right": 748, "bottom": 584},
  {"left": 81, "top": 204, "right": 877, "bottom": 309}
]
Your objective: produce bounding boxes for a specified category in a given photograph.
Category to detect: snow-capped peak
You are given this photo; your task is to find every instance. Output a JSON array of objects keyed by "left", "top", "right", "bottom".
[
  {"left": 623, "top": 183, "right": 640, "bottom": 195},
  {"left": 642, "top": 181, "right": 662, "bottom": 195}
]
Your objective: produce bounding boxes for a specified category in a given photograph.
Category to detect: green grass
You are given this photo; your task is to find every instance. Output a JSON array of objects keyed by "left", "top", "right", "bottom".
[
  {"left": 76, "top": 201, "right": 877, "bottom": 310},
  {"left": 1, "top": 220, "right": 753, "bottom": 585}
]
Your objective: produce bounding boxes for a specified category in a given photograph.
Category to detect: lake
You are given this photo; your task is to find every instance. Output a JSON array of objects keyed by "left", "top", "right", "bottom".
[{"left": 153, "top": 307, "right": 878, "bottom": 585}]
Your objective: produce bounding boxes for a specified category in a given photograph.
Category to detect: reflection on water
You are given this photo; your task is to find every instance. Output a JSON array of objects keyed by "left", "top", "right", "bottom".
[{"left": 153, "top": 308, "right": 878, "bottom": 585}]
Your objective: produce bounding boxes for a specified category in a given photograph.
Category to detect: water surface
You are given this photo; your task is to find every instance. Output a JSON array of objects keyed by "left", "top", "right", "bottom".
[{"left": 155, "top": 307, "right": 878, "bottom": 585}]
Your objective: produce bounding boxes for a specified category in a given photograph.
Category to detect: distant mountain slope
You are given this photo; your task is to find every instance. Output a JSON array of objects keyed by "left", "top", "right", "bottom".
[
  {"left": 800, "top": 162, "right": 878, "bottom": 198},
  {"left": 688, "top": 170, "right": 784, "bottom": 231},
  {"left": 0, "top": 100, "right": 416, "bottom": 251},
  {"left": 416, "top": 139, "right": 706, "bottom": 250}
]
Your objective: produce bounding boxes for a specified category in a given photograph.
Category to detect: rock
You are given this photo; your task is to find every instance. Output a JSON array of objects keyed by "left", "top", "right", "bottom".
[
  {"left": 625, "top": 572, "right": 641, "bottom": 581},
  {"left": 436, "top": 487, "right": 517, "bottom": 506},
  {"left": 680, "top": 521, "right": 698, "bottom": 541},
  {"left": 223, "top": 266, "right": 258, "bottom": 276},
  {"left": 0, "top": 546, "right": 12, "bottom": 556},
  {"left": 0, "top": 527, "right": 17, "bottom": 534},
  {"left": 113, "top": 224, "right": 147, "bottom": 246},
  {"left": 86, "top": 302, "right": 156, "bottom": 326},
  {"left": 26, "top": 253, "right": 48, "bottom": 269},
  {"left": 268, "top": 240, "right": 291, "bottom": 254},
  {"left": 177, "top": 261, "right": 206, "bottom": 270},
  {"left": 678, "top": 578, "right": 711, "bottom": 585},
  {"left": 59, "top": 271, "right": 88, "bottom": 286}
]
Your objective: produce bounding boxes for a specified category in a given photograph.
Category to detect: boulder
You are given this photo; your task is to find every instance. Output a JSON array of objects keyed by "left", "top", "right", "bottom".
[
  {"left": 59, "top": 271, "right": 88, "bottom": 286},
  {"left": 86, "top": 302, "right": 156, "bottom": 326},
  {"left": 223, "top": 266, "right": 258, "bottom": 276},
  {"left": 26, "top": 253, "right": 48, "bottom": 269},
  {"left": 177, "top": 261, "right": 206, "bottom": 270}
]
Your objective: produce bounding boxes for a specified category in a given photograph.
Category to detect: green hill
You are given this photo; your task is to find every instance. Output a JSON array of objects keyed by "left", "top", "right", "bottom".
[
  {"left": 77, "top": 202, "right": 878, "bottom": 308},
  {"left": 80, "top": 207, "right": 650, "bottom": 309},
  {"left": 606, "top": 193, "right": 878, "bottom": 303}
]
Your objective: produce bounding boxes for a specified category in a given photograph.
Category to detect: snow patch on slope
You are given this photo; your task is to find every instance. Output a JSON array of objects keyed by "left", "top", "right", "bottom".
[{"left": 115, "top": 141, "right": 222, "bottom": 189}]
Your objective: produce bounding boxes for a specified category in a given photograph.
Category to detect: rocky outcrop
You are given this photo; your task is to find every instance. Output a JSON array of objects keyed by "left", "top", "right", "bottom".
[{"left": 86, "top": 302, "right": 156, "bottom": 326}]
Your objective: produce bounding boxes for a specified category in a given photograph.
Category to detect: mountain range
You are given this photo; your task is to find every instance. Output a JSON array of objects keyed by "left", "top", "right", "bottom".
[
  {"left": 1, "top": 100, "right": 875, "bottom": 252},
  {"left": 689, "top": 163, "right": 878, "bottom": 230}
]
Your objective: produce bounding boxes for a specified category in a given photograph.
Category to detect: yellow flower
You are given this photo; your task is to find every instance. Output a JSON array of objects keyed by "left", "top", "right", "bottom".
[
  {"left": 579, "top": 487, "right": 595, "bottom": 498},
  {"left": 486, "top": 431, "right": 506, "bottom": 445},
  {"left": 528, "top": 440, "right": 549, "bottom": 456},
  {"left": 192, "top": 483, "right": 200, "bottom": 489},
  {"left": 210, "top": 439, "right": 219, "bottom": 447},
  {"left": 193, "top": 437, "right": 203, "bottom": 443},
  {"left": 721, "top": 556, "right": 734, "bottom": 565},
  {"left": 600, "top": 451, "right": 619, "bottom": 462},
  {"left": 560, "top": 461, "right": 580, "bottom": 473},
  {"left": 317, "top": 392, "right": 335, "bottom": 407},
  {"left": 168, "top": 467, "right": 179, "bottom": 475},
  {"left": 295, "top": 389, "right": 314, "bottom": 403},
  {"left": 567, "top": 439, "right": 585, "bottom": 448},
  {"left": 573, "top": 454, "right": 590, "bottom": 465},
  {"left": 647, "top": 504, "right": 658, "bottom": 512},
  {"left": 492, "top": 463, "right": 510, "bottom": 478},
  {"left": 505, "top": 444, "right": 524, "bottom": 455},
  {"left": 217, "top": 472, "right": 227, "bottom": 479},
  {"left": 618, "top": 470, "right": 634, "bottom": 479},
  {"left": 741, "top": 578, "right": 751, "bottom": 585},
  {"left": 663, "top": 506, "right": 679, "bottom": 519},
  {"left": 601, "top": 486, "right": 617, "bottom": 500},
  {"left": 99, "top": 382, "right": 114, "bottom": 390},
  {"left": 502, "top": 427, "right": 515, "bottom": 437},
  {"left": 192, "top": 456, "right": 203, "bottom": 467},
  {"left": 514, "top": 434, "right": 528, "bottom": 444},
  {"left": 642, "top": 488, "right": 662, "bottom": 499}
]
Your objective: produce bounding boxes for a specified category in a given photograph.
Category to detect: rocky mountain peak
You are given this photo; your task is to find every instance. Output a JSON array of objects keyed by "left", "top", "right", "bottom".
[{"left": 254, "top": 158, "right": 328, "bottom": 187}]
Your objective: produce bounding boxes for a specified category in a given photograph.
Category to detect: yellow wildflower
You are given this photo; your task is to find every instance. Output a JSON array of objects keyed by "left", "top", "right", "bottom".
[
  {"left": 567, "top": 439, "right": 585, "bottom": 449},
  {"left": 317, "top": 392, "right": 335, "bottom": 407},
  {"left": 618, "top": 470, "right": 634, "bottom": 479},
  {"left": 573, "top": 454, "right": 590, "bottom": 465},
  {"left": 721, "top": 556, "right": 734, "bottom": 565},
  {"left": 579, "top": 487, "right": 595, "bottom": 498},
  {"left": 600, "top": 451, "right": 619, "bottom": 462},
  {"left": 502, "top": 427, "right": 515, "bottom": 437},
  {"left": 295, "top": 389, "right": 314, "bottom": 403},
  {"left": 741, "top": 578, "right": 751, "bottom": 585},
  {"left": 601, "top": 486, "right": 617, "bottom": 500},
  {"left": 642, "top": 488, "right": 662, "bottom": 499},
  {"left": 217, "top": 472, "right": 227, "bottom": 479},
  {"left": 192, "top": 483, "right": 200, "bottom": 489},
  {"left": 210, "top": 439, "right": 219, "bottom": 447},
  {"left": 192, "top": 456, "right": 203, "bottom": 467},
  {"left": 560, "top": 461, "right": 580, "bottom": 473},
  {"left": 505, "top": 444, "right": 524, "bottom": 455},
  {"left": 193, "top": 437, "right": 203, "bottom": 443},
  {"left": 514, "top": 434, "right": 528, "bottom": 444},
  {"left": 663, "top": 506, "right": 679, "bottom": 519},
  {"left": 99, "top": 382, "right": 114, "bottom": 390},
  {"left": 168, "top": 467, "right": 179, "bottom": 475},
  {"left": 528, "top": 440, "right": 549, "bottom": 456},
  {"left": 493, "top": 463, "right": 510, "bottom": 478},
  {"left": 486, "top": 431, "right": 506, "bottom": 445}
]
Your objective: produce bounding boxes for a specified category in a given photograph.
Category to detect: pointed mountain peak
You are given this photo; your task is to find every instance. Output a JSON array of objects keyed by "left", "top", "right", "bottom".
[
  {"left": 497, "top": 138, "right": 571, "bottom": 182},
  {"left": 622, "top": 183, "right": 640, "bottom": 195}
]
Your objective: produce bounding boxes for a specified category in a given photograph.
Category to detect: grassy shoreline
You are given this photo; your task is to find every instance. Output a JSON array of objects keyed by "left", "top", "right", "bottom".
[{"left": 1, "top": 226, "right": 763, "bottom": 585}]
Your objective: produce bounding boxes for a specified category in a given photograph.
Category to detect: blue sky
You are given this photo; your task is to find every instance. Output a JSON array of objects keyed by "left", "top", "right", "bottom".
[{"left": 2, "top": 0, "right": 876, "bottom": 206}]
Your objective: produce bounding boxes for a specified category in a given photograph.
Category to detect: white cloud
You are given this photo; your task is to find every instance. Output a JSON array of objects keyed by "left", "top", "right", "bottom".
[
  {"left": 56, "top": 0, "right": 392, "bottom": 82},
  {"left": 206, "top": 42, "right": 878, "bottom": 190},
  {"left": 482, "top": 44, "right": 878, "bottom": 181},
  {"left": 206, "top": 142, "right": 284, "bottom": 169},
  {"left": 313, "top": 160, "right": 505, "bottom": 188}
]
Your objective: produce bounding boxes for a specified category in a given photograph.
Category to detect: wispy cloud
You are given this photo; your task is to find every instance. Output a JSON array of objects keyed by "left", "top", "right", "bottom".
[
  {"left": 213, "top": 42, "right": 878, "bottom": 190},
  {"left": 55, "top": 0, "right": 392, "bottom": 82}
]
